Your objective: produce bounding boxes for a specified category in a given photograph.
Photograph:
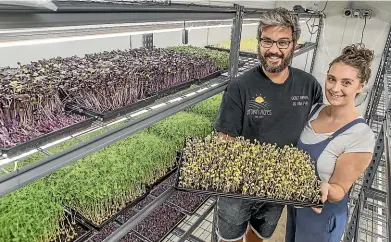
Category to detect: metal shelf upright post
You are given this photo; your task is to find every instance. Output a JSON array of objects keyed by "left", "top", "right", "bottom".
[
  {"left": 365, "top": 26, "right": 391, "bottom": 123},
  {"left": 309, "top": 15, "right": 323, "bottom": 74}
]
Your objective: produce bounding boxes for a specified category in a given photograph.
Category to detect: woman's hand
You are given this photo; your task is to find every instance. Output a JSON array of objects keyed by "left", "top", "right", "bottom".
[{"left": 312, "top": 181, "right": 331, "bottom": 214}]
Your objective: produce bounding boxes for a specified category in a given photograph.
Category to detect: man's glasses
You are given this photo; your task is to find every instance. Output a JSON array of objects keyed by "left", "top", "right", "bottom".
[{"left": 259, "top": 38, "right": 292, "bottom": 49}]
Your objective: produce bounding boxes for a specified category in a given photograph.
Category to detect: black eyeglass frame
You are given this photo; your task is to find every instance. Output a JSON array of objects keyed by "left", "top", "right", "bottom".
[{"left": 259, "top": 38, "right": 293, "bottom": 49}]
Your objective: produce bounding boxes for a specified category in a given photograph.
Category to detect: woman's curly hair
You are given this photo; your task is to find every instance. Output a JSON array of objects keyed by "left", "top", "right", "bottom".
[{"left": 328, "top": 43, "right": 374, "bottom": 84}]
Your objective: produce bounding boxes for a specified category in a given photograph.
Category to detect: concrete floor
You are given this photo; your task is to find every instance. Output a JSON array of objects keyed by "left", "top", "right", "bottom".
[{"left": 266, "top": 207, "right": 287, "bottom": 242}]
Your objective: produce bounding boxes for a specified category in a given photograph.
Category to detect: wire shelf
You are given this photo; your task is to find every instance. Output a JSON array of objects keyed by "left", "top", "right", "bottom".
[
  {"left": 357, "top": 194, "right": 389, "bottom": 242},
  {"left": 163, "top": 198, "right": 216, "bottom": 242}
]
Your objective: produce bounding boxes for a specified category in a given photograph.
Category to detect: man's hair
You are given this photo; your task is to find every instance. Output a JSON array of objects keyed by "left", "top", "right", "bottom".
[
  {"left": 256, "top": 7, "right": 301, "bottom": 42},
  {"left": 328, "top": 43, "right": 374, "bottom": 84}
]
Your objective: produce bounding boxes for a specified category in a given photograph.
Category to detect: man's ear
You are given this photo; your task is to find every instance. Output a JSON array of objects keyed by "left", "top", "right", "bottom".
[{"left": 292, "top": 41, "right": 297, "bottom": 50}]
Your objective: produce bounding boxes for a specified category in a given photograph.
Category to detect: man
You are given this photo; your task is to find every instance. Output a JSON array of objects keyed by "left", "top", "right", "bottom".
[{"left": 214, "top": 7, "right": 323, "bottom": 242}]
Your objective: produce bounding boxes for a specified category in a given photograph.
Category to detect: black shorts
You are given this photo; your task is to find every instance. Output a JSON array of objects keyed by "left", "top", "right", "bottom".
[{"left": 216, "top": 197, "right": 284, "bottom": 241}]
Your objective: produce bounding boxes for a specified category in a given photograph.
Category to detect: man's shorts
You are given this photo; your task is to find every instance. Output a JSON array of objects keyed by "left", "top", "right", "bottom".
[{"left": 215, "top": 196, "right": 284, "bottom": 241}]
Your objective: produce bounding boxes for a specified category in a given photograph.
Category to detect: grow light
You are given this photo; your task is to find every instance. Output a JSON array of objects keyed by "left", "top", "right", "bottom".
[
  {"left": 150, "top": 103, "right": 167, "bottom": 110},
  {"left": 168, "top": 97, "right": 183, "bottom": 103},
  {"left": 185, "top": 92, "right": 197, "bottom": 97},
  {"left": 107, "top": 117, "right": 128, "bottom": 126},
  {"left": 196, "top": 87, "right": 209, "bottom": 93},
  {"left": 130, "top": 109, "right": 149, "bottom": 118}
]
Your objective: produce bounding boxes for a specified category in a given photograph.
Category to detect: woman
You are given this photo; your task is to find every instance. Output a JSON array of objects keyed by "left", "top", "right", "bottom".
[{"left": 285, "top": 43, "right": 376, "bottom": 242}]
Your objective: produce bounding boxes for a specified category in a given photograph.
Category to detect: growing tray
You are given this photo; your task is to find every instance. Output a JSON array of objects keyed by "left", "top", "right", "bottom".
[
  {"left": 174, "top": 149, "right": 323, "bottom": 208},
  {"left": 120, "top": 232, "right": 147, "bottom": 242},
  {"left": 205, "top": 45, "right": 258, "bottom": 59},
  {"left": 65, "top": 69, "right": 223, "bottom": 123},
  {"left": 89, "top": 222, "right": 120, "bottom": 242},
  {"left": 65, "top": 191, "right": 150, "bottom": 231},
  {"left": 60, "top": 210, "right": 93, "bottom": 242},
  {"left": 146, "top": 166, "right": 178, "bottom": 190},
  {"left": 0, "top": 115, "right": 96, "bottom": 158},
  {"left": 65, "top": 95, "right": 159, "bottom": 123},
  {"left": 134, "top": 202, "right": 186, "bottom": 242},
  {"left": 167, "top": 190, "right": 210, "bottom": 215},
  {"left": 155, "top": 69, "right": 224, "bottom": 98}
]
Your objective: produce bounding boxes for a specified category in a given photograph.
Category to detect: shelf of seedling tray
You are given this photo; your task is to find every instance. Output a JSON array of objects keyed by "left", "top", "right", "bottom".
[
  {"left": 174, "top": 136, "right": 324, "bottom": 208},
  {"left": 89, "top": 222, "right": 120, "bottom": 242},
  {"left": 167, "top": 190, "right": 210, "bottom": 215},
  {"left": 65, "top": 70, "right": 223, "bottom": 123},
  {"left": 0, "top": 114, "right": 96, "bottom": 158},
  {"left": 116, "top": 195, "right": 156, "bottom": 225},
  {"left": 65, "top": 95, "right": 159, "bottom": 123},
  {"left": 150, "top": 171, "right": 178, "bottom": 198},
  {"left": 133, "top": 202, "right": 187, "bottom": 242},
  {"left": 66, "top": 192, "right": 150, "bottom": 231},
  {"left": 205, "top": 45, "right": 257, "bottom": 59},
  {"left": 146, "top": 165, "right": 178, "bottom": 190},
  {"left": 119, "top": 232, "right": 146, "bottom": 242},
  {"left": 57, "top": 210, "right": 93, "bottom": 242},
  {"left": 154, "top": 69, "right": 224, "bottom": 99}
]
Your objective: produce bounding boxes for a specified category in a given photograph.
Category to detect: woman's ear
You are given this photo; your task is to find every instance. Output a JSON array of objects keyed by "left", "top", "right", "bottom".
[{"left": 358, "top": 82, "right": 366, "bottom": 93}]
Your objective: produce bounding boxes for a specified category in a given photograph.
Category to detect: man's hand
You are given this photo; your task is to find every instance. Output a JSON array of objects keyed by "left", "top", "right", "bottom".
[{"left": 312, "top": 181, "right": 330, "bottom": 214}]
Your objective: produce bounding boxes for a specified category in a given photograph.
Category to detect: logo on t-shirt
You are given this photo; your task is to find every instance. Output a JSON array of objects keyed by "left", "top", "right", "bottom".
[
  {"left": 291, "top": 95, "right": 310, "bottom": 106},
  {"left": 246, "top": 94, "right": 272, "bottom": 118}
]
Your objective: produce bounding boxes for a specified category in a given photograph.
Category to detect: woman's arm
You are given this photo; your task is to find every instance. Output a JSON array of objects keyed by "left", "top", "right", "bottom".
[
  {"left": 312, "top": 152, "right": 372, "bottom": 213},
  {"left": 326, "top": 152, "right": 372, "bottom": 202}
]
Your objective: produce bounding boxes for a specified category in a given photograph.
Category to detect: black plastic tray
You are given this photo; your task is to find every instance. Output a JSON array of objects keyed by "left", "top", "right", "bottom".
[
  {"left": 0, "top": 115, "right": 96, "bottom": 158},
  {"left": 122, "top": 232, "right": 149, "bottom": 242},
  {"left": 61, "top": 210, "right": 93, "bottom": 242},
  {"left": 66, "top": 95, "right": 159, "bottom": 123},
  {"left": 167, "top": 191, "right": 210, "bottom": 216},
  {"left": 158, "top": 206, "right": 186, "bottom": 242},
  {"left": 146, "top": 166, "right": 178, "bottom": 190},
  {"left": 174, "top": 147, "right": 323, "bottom": 208},
  {"left": 65, "top": 191, "right": 150, "bottom": 231},
  {"left": 133, "top": 203, "right": 187, "bottom": 242}
]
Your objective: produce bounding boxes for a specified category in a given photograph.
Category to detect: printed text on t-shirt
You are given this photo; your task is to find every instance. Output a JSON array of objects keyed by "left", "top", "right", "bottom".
[{"left": 291, "top": 95, "right": 309, "bottom": 107}]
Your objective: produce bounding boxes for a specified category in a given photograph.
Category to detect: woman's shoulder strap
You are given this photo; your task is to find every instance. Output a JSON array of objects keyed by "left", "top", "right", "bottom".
[{"left": 308, "top": 103, "right": 323, "bottom": 120}]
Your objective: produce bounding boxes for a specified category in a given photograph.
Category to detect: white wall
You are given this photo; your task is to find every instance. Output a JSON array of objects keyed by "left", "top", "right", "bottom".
[{"left": 277, "top": 1, "right": 391, "bottom": 114}]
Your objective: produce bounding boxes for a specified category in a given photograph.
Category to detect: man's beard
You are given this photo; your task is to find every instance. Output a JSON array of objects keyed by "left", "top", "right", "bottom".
[{"left": 257, "top": 42, "right": 293, "bottom": 73}]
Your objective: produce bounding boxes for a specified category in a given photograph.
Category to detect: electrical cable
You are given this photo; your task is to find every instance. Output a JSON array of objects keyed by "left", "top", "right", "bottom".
[
  {"left": 303, "top": 1, "right": 328, "bottom": 36},
  {"left": 319, "top": 1, "right": 328, "bottom": 12},
  {"left": 306, "top": 14, "right": 318, "bottom": 35},
  {"left": 338, "top": 17, "right": 348, "bottom": 53},
  {"left": 352, "top": 17, "right": 360, "bottom": 43},
  {"left": 360, "top": 16, "right": 367, "bottom": 44},
  {"left": 304, "top": 17, "right": 316, "bottom": 71}
]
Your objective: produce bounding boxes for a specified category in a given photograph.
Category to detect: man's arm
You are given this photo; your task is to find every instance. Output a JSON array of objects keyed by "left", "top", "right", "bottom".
[
  {"left": 214, "top": 79, "right": 244, "bottom": 138},
  {"left": 313, "top": 80, "right": 324, "bottom": 105}
]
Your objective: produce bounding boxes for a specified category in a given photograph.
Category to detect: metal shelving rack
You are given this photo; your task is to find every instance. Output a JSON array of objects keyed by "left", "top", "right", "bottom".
[
  {"left": 343, "top": 26, "right": 391, "bottom": 242},
  {"left": 0, "top": 2, "right": 325, "bottom": 242}
]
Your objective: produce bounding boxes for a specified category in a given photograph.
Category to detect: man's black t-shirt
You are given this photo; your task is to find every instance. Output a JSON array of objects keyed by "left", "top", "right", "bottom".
[{"left": 215, "top": 65, "right": 323, "bottom": 147}]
